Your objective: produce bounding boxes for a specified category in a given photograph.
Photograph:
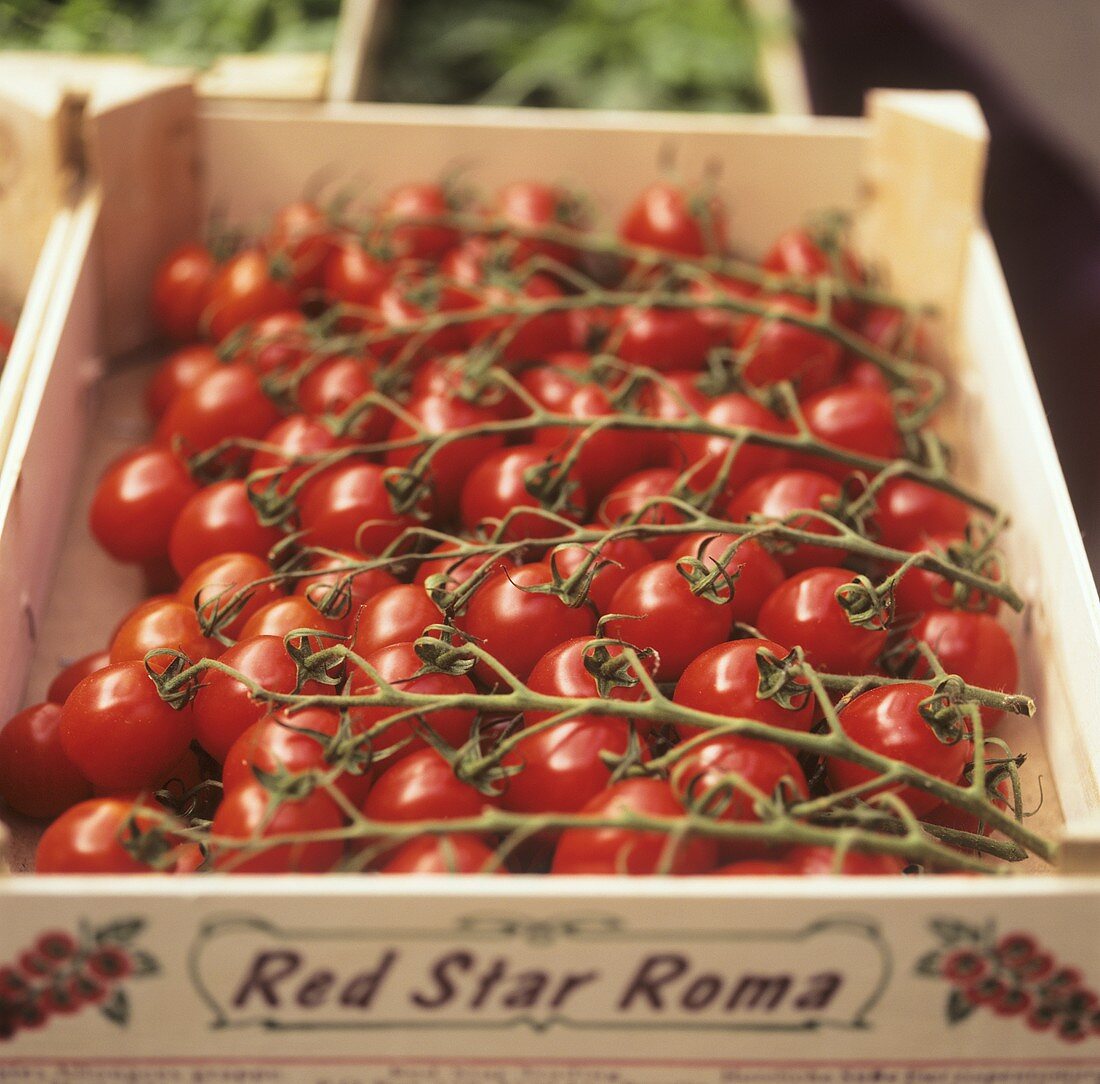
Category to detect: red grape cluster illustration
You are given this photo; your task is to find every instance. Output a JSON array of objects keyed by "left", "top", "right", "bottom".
[
  {"left": 918, "top": 918, "right": 1099, "bottom": 1043},
  {"left": 0, "top": 917, "right": 157, "bottom": 1040}
]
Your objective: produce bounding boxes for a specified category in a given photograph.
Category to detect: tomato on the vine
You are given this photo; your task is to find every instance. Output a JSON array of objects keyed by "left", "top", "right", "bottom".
[
  {"left": 619, "top": 181, "right": 727, "bottom": 258},
  {"left": 0, "top": 703, "right": 92, "bottom": 819},
  {"left": 151, "top": 243, "right": 216, "bottom": 342}
]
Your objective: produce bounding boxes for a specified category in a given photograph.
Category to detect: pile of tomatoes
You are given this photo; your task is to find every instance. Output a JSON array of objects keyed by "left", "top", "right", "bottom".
[{"left": 0, "top": 176, "right": 1033, "bottom": 876}]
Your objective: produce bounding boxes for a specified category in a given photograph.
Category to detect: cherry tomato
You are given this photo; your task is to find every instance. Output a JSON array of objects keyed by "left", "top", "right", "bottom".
[
  {"left": 268, "top": 200, "right": 339, "bottom": 294},
  {"left": 239, "top": 594, "right": 348, "bottom": 642},
  {"left": 536, "top": 384, "right": 649, "bottom": 500},
  {"left": 457, "top": 562, "right": 597, "bottom": 685},
  {"left": 374, "top": 280, "right": 479, "bottom": 360},
  {"left": 548, "top": 530, "right": 652, "bottom": 613},
  {"left": 151, "top": 243, "right": 216, "bottom": 342},
  {"left": 619, "top": 181, "right": 727, "bottom": 257},
  {"left": 757, "top": 567, "right": 886, "bottom": 676},
  {"left": 414, "top": 547, "right": 518, "bottom": 592},
  {"left": 379, "top": 833, "right": 505, "bottom": 874},
  {"left": 322, "top": 239, "right": 391, "bottom": 315},
  {"left": 892, "top": 532, "right": 1001, "bottom": 620},
  {"left": 674, "top": 638, "right": 815, "bottom": 739},
  {"left": 800, "top": 384, "right": 902, "bottom": 477},
  {"left": 90, "top": 445, "right": 199, "bottom": 564},
  {"left": 494, "top": 180, "right": 585, "bottom": 267},
  {"left": 108, "top": 597, "right": 220, "bottom": 667},
  {"left": 36, "top": 797, "right": 186, "bottom": 874},
  {"left": 827, "top": 682, "right": 970, "bottom": 816},
  {"left": 785, "top": 844, "right": 906, "bottom": 875},
  {"left": 362, "top": 746, "right": 496, "bottom": 832},
  {"left": 551, "top": 778, "right": 718, "bottom": 875},
  {"left": 248, "top": 413, "right": 342, "bottom": 497},
  {"left": 665, "top": 534, "right": 785, "bottom": 626},
  {"left": 679, "top": 393, "right": 793, "bottom": 502},
  {"left": 386, "top": 394, "right": 507, "bottom": 522},
  {"left": 192, "top": 635, "right": 316, "bottom": 763},
  {"left": 228, "top": 310, "right": 310, "bottom": 377},
  {"left": 294, "top": 551, "right": 398, "bottom": 620},
  {"left": 909, "top": 611, "right": 1018, "bottom": 730},
  {"left": 145, "top": 344, "right": 220, "bottom": 421},
  {"left": 638, "top": 369, "right": 709, "bottom": 468},
  {"left": 599, "top": 468, "right": 695, "bottom": 556},
  {"left": 222, "top": 707, "right": 372, "bottom": 807},
  {"left": 295, "top": 354, "right": 385, "bottom": 438},
  {"left": 736, "top": 294, "right": 842, "bottom": 395},
  {"left": 712, "top": 858, "right": 798, "bottom": 875},
  {"left": 726, "top": 469, "right": 845, "bottom": 574},
  {"left": 871, "top": 479, "right": 972, "bottom": 550},
  {"left": 211, "top": 781, "right": 345, "bottom": 873},
  {"left": 297, "top": 460, "right": 418, "bottom": 554},
  {"left": 670, "top": 735, "right": 808, "bottom": 826},
  {"left": 348, "top": 641, "right": 478, "bottom": 763},
  {"left": 604, "top": 559, "right": 732, "bottom": 681},
  {"left": 378, "top": 182, "right": 461, "bottom": 261},
  {"left": 59, "top": 662, "right": 194, "bottom": 792},
  {"left": 203, "top": 248, "right": 297, "bottom": 342},
  {"left": 0, "top": 703, "right": 92, "bottom": 819},
  {"left": 762, "top": 227, "right": 863, "bottom": 328},
  {"left": 351, "top": 584, "right": 444, "bottom": 658},
  {"left": 47, "top": 650, "right": 112, "bottom": 705},
  {"left": 155, "top": 362, "right": 281, "bottom": 470},
  {"left": 471, "top": 274, "right": 574, "bottom": 364},
  {"left": 168, "top": 479, "right": 283, "bottom": 578},
  {"left": 177, "top": 551, "right": 284, "bottom": 641},
  {"left": 460, "top": 445, "right": 588, "bottom": 541},
  {"left": 615, "top": 306, "right": 714, "bottom": 372}
]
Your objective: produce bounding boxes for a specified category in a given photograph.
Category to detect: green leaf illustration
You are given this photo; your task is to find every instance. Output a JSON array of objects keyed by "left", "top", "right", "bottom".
[
  {"left": 946, "top": 988, "right": 976, "bottom": 1025},
  {"left": 100, "top": 988, "right": 130, "bottom": 1028}
]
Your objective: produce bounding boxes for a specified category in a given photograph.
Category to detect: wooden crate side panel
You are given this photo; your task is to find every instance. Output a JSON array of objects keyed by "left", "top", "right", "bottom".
[
  {"left": 0, "top": 195, "right": 102, "bottom": 729},
  {"left": 86, "top": 82, "right": 203, "bottom": 356},
  {"left": 198, "top": 104, "right": 867, "bottom": 255}
]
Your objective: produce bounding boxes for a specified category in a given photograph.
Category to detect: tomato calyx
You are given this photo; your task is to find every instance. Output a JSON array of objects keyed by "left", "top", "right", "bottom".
[{"left": 753, "top": 645, "right": 815, "bottom": 713}]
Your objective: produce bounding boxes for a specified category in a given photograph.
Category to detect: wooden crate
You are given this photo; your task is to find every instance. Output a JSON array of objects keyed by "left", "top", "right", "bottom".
[{"left": 0, "top": 87, "right": 1099, "bottom": 1079}]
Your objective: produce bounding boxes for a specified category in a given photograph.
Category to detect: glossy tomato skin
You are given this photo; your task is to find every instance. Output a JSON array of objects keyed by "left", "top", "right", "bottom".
[
  {"left": 457, "top": 562, "right": 596, "bottom": 685},
  {"left": 785, "top": 844, "right": 906, "bottom": 875},
  {"left": 460, "top": 445, "right": 588, "bottom": 542},
  {"left": 211, "top": 781, "right": 345, "bottom": 873},
  {"left": 501, "top": 718, "right": 643, "bottom": 818},
  {"left": 827, "top": 682, "right": 970, "bottom": 817},
  {"left": 297, "top": 460, "right": 418, "bottom": 554},
  {"left": 267, "top": 200, "right": 339, "bottom": 294},
  {"left": 674, "top": 638, "right": 815, "bottom": 739},
  {"left": 473, "top": 275, "right": 575, "bottom": 364},
  {"left": 90, "top": 445, "right": 199, "bottom": 564},
  {"left": 47, "top": 650, "right": 111, "bottom": 705},
  {"left": 322, "top": 240, "right": 391, "bottom": 313},
  {"left": 604, "top": 560, "right": 732, "bottom": 681},
  {"left": 222, "top": 707, "right": 372, "bottom": 807},
  {"left": 59, "top": 662, "right": 195, "bottom": 792},
  {"left": 248, "top": 413, "right": 342, "bottom": 498},
  {"left": 757, "top": 567, "right": 886, "bottom": 676},
  {"left": 231, "top": 311, "right": 310, "bottom": 376},
  {"left": 168, "top": 479, "right": 282, "bottom": 578},
  {"left": 145, "top": 344, "right": 221, "bottom": 421},
  {"left": 616, "top": 306, "right": 714, "bottom": 372},
  {"left": 177, "top": 551, "right": 284, "bottom": 641},
  {"left": 619, "top": 182, "right": 727, "bottom": 257},
  {"left": 385, "top": 394, "right": 507, "bottom": 522},
  {"left": 294, "top": 551, "right": 398, "bottom": 620},
  {"left": 363, "top": 747, "right": 496, "bottom": 827},
  {"left": 192, "top": 635, "right": 315, "bottom": 763},
  {"left": 726, "top": 469, "right": 845, "bottom": 574},
  {"left": 551, "top": 778, "right": 718, "bottom": 875},
  {"left": 548, "top": 531, "right": 653, "bottom": 613},
  {"left": 909, "top": 611, "right": 1018, "bottom": 729},
  {"left": 665, "top": 534, "right": 785, "bottom": 627},
  {"left": 892, "top": 532, "right": 1001, "bottom": 620},
  {"left": 239, "top": 594, "right": 348, "bottom": 642},
  {"left": 108, "top": 597, "right": 220, "bottom": 667},
  {"left": 762, "top": 228, "right": 863, "bottom": 328},
  {"left": 36, "top": 798, "right": 184, "bottom": 874},
  {"left": 536, "top": 384, "right": 649, "bottom": 500},
  {"left": 494, "top": 180, "right": 584, "bottom": 267},
  {"left": 799, "top": 385, "right": 902, "bottom": 477},
  {"left": 378, "top": 182, "right": 461, "bottom": 261},
  {"left": 156, "top": 363, "right": 281, "bottom": 469},
  {"left": 638, "top": 369, "right": 710, "bottom": 468},
  {"left": 349, "top": 641, "right": 478, "bottom": 764},
  {"left": 599, "top": 468, "right": 695, "bottom": 556},
  {"left": 351, "top": 584, "right": 444, "bottom": 658},
  {"left": 379, "top": 834, "right": 505, "bottom": 874},
  {"left": 295, "top": 354, "right": 383, "bottom": 437},
  {"left": 680, "top": 393, "right": 793, "bottom": 503},
  {"left": 670, "top": 735, "right": 808, "bottom": 829},
  {"left": 0, "top": 703, "right": 92, "bottom": 819},
  {"left": 737, "top": 294, "right": 842, "bottom": 395},
  {"left": 151, "top": 243, "right": 216, "bottom": 342},
  {"left": 871, "top": 479, "right": 972, "bottom": 550},
  {"left": 204, "top": 248, "right": 297, "bottom": 342}
]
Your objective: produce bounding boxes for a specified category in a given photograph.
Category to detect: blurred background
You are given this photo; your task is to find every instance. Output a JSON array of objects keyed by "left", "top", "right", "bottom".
[{"left": 4, "top": 0, "right": 1099, "bottom": 576}]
